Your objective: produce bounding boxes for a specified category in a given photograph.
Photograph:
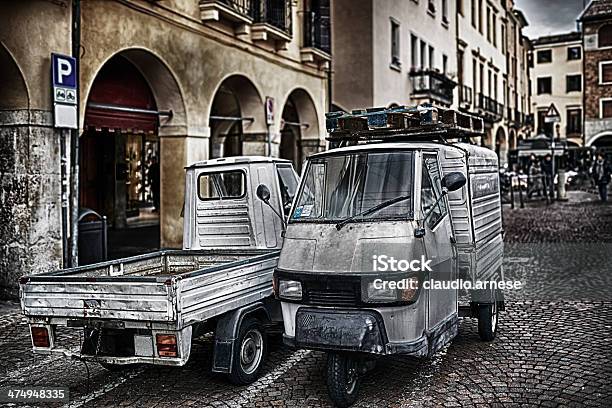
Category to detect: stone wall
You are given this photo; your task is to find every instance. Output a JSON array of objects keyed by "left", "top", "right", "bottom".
[{"left": 0, "top": 110, "right": 63, "bottom": 298}]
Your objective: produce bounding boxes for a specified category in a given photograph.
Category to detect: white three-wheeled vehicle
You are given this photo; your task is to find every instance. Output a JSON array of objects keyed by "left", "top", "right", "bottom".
[{"left": 266, "top": 105, "right": 505, "bottom": 407}]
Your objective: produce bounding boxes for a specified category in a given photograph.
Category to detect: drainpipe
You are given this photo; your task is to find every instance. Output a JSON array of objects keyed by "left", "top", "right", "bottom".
[{"left": 69, "top": 0, "right": 81, "bottom": 267}]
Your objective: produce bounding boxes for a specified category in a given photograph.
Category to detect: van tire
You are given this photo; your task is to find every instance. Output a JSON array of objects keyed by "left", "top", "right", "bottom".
[
  {"left": 228, "top": 317, "right": 266, "bottom": 385},
  {"left": 326, "top": 353, "right": 361, "bottom": 407},
  {"left": 477, "top": 303, "right": 498, "bottom": 341}
]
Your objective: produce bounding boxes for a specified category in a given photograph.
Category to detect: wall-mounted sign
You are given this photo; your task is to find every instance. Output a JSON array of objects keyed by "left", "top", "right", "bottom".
[
  {"left": 52, "top": 53, "right": 78, "bottom": 129},
  {"left": 265, "top": 97, "right": 274, "bottom": 126}
]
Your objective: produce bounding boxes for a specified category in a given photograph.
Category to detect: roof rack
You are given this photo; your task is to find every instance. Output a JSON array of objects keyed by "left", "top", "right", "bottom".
[{"left": 325, "top": 104, "right": 484, "bottom": 144}]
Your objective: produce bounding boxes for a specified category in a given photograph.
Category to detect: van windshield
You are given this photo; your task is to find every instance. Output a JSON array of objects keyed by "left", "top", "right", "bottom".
[{"left": 291, "top": 151, "right": 414, "bottom": 222}]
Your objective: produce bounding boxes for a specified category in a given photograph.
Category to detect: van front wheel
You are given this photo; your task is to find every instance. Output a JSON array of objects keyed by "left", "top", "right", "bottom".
[
  {"left": 477, "top": 303, "right": 498, "bottom": 341},
  {"left": 326, "top": 353, "right": 361, "bottom": 407}
]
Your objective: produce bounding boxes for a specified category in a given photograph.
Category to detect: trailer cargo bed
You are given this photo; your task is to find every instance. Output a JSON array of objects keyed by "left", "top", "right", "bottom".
[{"left": 21, "top": 249, "right": 279, "bottom": 329}]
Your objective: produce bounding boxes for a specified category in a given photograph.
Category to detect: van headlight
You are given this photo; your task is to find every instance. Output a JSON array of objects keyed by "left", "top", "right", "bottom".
[
  {"left": 362, "top": 277, "right": 420, "bottom": 303},
  {"left": 278, "top": 280, "right": 302, "bottom": 300}
]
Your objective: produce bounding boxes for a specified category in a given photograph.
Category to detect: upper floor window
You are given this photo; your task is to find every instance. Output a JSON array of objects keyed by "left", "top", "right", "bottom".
[
  {"left": 602, "top": 99, "right": 612, "bottom": 118},
  {"left": 501, "top": 24, "right": 506, "bottom": 54},
  {"left": 566, "top": 108, "right": 582, "bottom": 135},
  {"left": 598, "top": 24, "right": 612, "bottom": 48},
  {"left": 443, "top": 54, "right": 448, "bottom": 74},
  {"left": 486, "top": 7, "right": 491, "bottom": 42},
  {"left": 537, "top": 49, "right": 552, "bottom": 64},
  {"left": 471, "top": 0, "right": 476, "bottom": 27},
  {"left": 457, "top": 0, "right": 463, "bottom": 16},
  {"left": 391, "top": 19, "right": 401, "bottom": 68},
  {"left": 566, "top": 74, "right": 582, "bottom": 92},
  {"left": 600, "top": 61, "right": 612, "bottom": 84},
  {"left": 442, "top": 0, "right": 449, "bottom": 25},
  {"left": 537, "top": 77, "right": 552, "bottom": 95},
  {"left": 568, "top": 46, "right": 581, "bottom": 60},
  {"left": 411, "top": 34, "right": 419, "bottom": 70},
  {"left": 428, "top": 0, "right": 436, "bottom": 15}
]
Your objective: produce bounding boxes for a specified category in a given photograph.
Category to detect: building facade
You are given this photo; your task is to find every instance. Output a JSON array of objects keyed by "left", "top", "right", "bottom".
[
  {"left": 455, "top": 0, "right": 530, "bottom": 165},
  {"left": 530, "top": 32, "right": 583, "bottom": 147},
  {"left": 331, "top": 0, "right": 458, "bottom": 112},
  {"left": 579, "top": 0, "right": 612, "bottom": 153},
  {"left": 0, "top": 0, "right": 330, "bottom": 297}
]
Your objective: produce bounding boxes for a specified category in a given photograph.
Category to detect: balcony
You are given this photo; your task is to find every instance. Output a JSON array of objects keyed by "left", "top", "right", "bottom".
[
  {"left": 200, "top": 0, "right": 256, "bottom": 26},
  {"left": 251, "top": 0, "right": 292, "bottom": 43},
  {"left": 475, "top": 93, "right": 503, "bottom": 122},
  {"left": 409, "top": 69, "right": 456, "bottom": 106},
  {"left": 458, "top": 84, "right": 473, "bottom": 108},
  {"left": 301, "top": 7, "right": 331, "bottom": 66}
]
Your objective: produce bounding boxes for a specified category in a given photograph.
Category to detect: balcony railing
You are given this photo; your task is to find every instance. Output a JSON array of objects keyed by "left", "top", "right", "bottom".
[
  {"left": 409, "top": 69, "right": 456, "bottom": 106},
  {"left": 459, "top": 85, "right": 473, "bottom": 106},
  {"left": 254, "top": 0, "right": 292, "bottom": 34},
  {"left": 475, "top": 93, "right": 503, "bottom": 121},
  {"left": 218, "top": 0, "right": 256, "bottom": 18},
  {"left": 303, "top": 9, "right": 330, "bottom": 54}
]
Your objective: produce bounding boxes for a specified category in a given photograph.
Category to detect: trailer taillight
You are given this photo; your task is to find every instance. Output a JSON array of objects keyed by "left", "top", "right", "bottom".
[
  {"left": 19, "top": 276, "right": 30, "bottom": 285},
  {"left": 31, "top": 327, "right": 50, "bottom": 348},
  {"left": 156, "top": 334, "right": 177, "bottom": 357},
  {"left": 273, "top": 276, "right": 279, "bottom": 297}
]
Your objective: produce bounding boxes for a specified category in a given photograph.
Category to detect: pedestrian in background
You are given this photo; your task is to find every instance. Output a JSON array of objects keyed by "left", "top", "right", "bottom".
[
  {"left": 541, "top": 154, "right": 554, "bottom": 198},
  {"left": 591, "top": 151, "right": 611, "bottom": 202},
  {"left": 527, "top": 155, "right": 543, "bottom": 198}
]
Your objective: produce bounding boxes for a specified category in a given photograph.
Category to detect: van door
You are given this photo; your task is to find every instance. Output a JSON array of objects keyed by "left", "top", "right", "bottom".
[{"left": 420, "top": 153, "right": 457, "bottom": 332}]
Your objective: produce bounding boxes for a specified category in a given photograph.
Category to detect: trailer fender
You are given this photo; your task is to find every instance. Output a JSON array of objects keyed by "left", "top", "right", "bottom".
[{"left": 212, "top": 302, "right": 270, "bottom": 374}]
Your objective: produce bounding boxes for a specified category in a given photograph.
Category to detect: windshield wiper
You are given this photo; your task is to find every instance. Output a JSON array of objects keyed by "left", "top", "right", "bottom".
[{"left": 335, "top": 195, "right": 412, "bottom": 230}]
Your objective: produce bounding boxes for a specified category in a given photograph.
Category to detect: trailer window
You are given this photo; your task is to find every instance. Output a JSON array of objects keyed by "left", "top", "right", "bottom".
[
  {"left": 198, "top": 171, "right": 246, "bottom": 200},
  {"left": 291, "top": 151, "right": 414, "bottom": 222},
  {"left": 421, "top": 155, "right": 447, "bottom": 229}
]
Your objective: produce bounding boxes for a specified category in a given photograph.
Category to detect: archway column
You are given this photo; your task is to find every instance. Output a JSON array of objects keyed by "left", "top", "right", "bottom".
[{"left": 159, "top": 126, "right": 210, "bottom": 248}]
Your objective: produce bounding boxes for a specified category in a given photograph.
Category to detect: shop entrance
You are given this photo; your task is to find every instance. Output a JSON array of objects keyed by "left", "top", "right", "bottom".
[{"left": 81, "top": 55, "right": 160, "bottom": 260}]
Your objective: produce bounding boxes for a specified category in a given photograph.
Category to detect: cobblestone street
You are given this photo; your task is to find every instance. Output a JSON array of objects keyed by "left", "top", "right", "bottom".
[{"left": 1, "top": 191, "right": 611, "bottom": 407}]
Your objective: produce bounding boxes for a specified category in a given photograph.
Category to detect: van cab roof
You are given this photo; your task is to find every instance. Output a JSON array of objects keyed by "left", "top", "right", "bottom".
[{"left": 186, "top": 156, "right": 292, "bottom": 169}]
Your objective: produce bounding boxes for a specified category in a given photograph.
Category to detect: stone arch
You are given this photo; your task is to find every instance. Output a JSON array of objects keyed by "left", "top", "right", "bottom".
[
  {"left": 0, "top": 42, "right": 29, "bottom": 109},
  {"left": 598, "top": 23, "right": 612, "bottom": 48},
  {"left": 81, "top": 47, "right": 188, "bottom": 132},
  {"left": 588, "top": 131, "right": 612, "bottom": 147},
  {"left": 280, "top": 88, "right": 321, "bottom": 171},
  {"left": 208, "top": 74, "right": 266, "bottom": 158},
  {"left": 80, "top": 48, "right": 189, "bottom": 257}
]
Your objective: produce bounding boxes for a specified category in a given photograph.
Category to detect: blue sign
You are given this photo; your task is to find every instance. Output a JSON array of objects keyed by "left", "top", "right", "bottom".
[{"left": 52, "top": 53, "right": 77, "bottom": 88}]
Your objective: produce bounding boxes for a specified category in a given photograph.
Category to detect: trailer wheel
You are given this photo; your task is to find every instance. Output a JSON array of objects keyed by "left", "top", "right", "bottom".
[
  {"left": 326, "top": 353, "right": 361, "bottom": 408},
  {"left": 477, "top": 302, "right": 498, "bottom": 341},
  {"left": 228, "top": 317, "right": 266, "bottom": 385}
]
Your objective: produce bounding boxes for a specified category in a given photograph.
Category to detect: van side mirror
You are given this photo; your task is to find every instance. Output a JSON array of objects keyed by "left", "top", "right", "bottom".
[
  {"left": 256, "top": 184, "right": 286, "bottom": 230},
  {"left": 256, "top": 184, "right": 271, "bottom": 203},
  {"left": 442, "top": 172, "right": 467, "bottom": 192}
]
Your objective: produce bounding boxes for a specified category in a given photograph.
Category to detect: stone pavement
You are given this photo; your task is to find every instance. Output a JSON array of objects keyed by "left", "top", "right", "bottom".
[{"left": 1, "top": 191, "right": 611, "bottom": 407}]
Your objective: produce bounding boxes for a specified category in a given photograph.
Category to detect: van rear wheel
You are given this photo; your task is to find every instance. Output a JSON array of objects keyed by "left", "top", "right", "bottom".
[
  {"left": 477, "top": 302, "right": 498, "bottom": 341},
  {"left": 326, "top": 353, "right": 361, "bottom": 407}
]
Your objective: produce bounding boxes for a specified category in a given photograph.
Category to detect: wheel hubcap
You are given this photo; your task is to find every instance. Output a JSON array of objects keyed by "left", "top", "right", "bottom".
[{"left": 240, "top": 329, "right": 263, "bottom": 375}]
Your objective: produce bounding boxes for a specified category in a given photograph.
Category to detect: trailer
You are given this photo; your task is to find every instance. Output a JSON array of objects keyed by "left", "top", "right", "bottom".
[{"left": 20, "top": 156, "right": 298, "bottom": 384}]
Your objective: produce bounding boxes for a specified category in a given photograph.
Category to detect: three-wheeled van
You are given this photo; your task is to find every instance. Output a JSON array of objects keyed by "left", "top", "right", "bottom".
[{"left": 270, "top": 105, "right": 505, "bottom": 406}]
